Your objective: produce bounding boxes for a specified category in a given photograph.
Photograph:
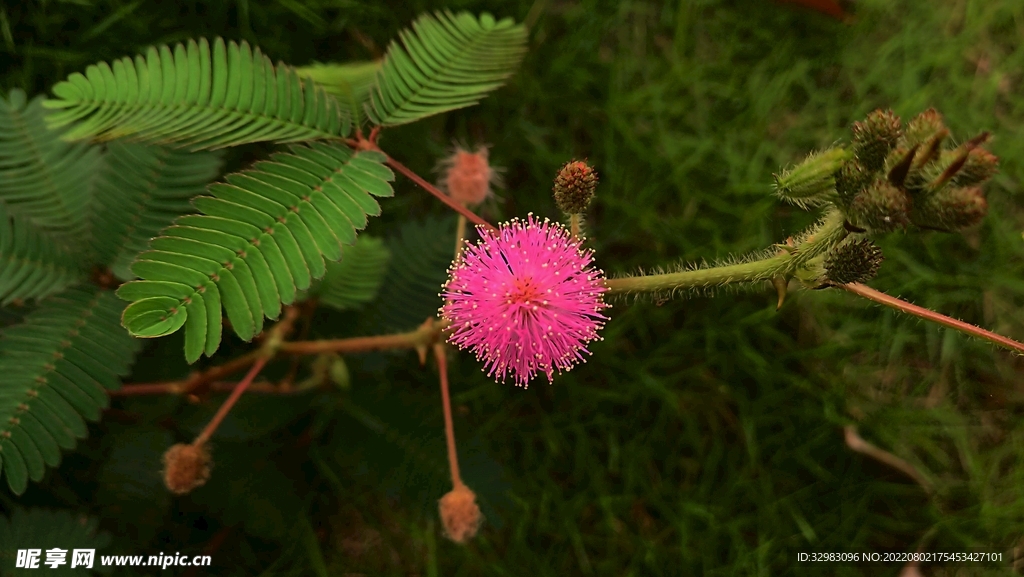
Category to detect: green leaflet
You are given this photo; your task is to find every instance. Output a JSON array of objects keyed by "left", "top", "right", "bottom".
[
  {"left": 117, "top": 143, "right": 394, "bottom": 363},
  {"left": 0, "top": 203, "right": 85, "bottom": 304},
  {"left": 365, "top": 215, "right": 455, "bottom": 332},
  {"left": 367, "top": 11, "right": 528, "bottom": 127},
  {"left": 0, "top": 89, "right": 100, "bottom": 247},
  {"left": 43, "top": 37, "right": 351, "bottom": 150},
  {"left": 89, "top": 141, "right": 222, "bottom": 280},
  {"left": 311, "top": 235, "right": 390, "bottom": 311},
  {"left": 0, "top": 287, "right": 140, "bottom": 495}
]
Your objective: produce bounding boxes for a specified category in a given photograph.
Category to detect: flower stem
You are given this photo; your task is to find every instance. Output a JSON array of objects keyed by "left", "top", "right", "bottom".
[
  {"left": 570, "top": 213, "right": 582, "bottom": 239},
  {"left": 193, "top": 356, "right": 268, "bottom": 446},
  {"left": 604, "top": 209, "right": 847, "bottom": 295},
  {"left": 842, "top": 282, "right": 1024, "bottom": 355},
  {"left": 383, "top": 155, "right": 498, "bottom": 234},
  {"left": 435, "top": 343, "right": 462, "bottom": 487},
  {"left": 280, "top": 318, "right": 446, "bottom": 355},
  {"left": 454, "top": 213, "right": 468, "bottom": 262}
]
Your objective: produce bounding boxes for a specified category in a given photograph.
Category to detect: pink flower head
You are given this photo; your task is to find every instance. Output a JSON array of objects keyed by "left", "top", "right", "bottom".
[
  {"left": 440, "top": 215, "right": 609, "bottom": 387},
  {"left": 438, "top": 145, "right": 500, "bottom": 206}
]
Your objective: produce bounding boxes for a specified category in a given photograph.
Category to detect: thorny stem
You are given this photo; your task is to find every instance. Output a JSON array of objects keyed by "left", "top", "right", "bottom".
[
  {"left": 604, "top": 209, "right": 847, "bottom": 294},
  {"left": 602, "top": 208, "right": 1024, "bottom": 356},
  {"left": 435, "top": 342, "right": 462, "bottom": 487},
  {"left": 193, "top": 356, "right": 268, "bottom": 446},
  {"left": 842, "top": 282, "right": 1024, "bottom": 355}
]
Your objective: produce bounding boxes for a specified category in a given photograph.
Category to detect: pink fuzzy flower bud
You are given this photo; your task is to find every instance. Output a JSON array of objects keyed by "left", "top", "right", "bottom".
[{"left": 438, "top": 145, "right": 498, "bottom": 207}]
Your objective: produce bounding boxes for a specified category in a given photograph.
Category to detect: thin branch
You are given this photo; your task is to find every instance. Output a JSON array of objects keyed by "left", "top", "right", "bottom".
[
  {"left": 384, "top": 154, "right": 497, "bottom": 233},
  {"left": 844, "top": 425, "right": 934, "bottom": 495},
  {"left": 280, "top": 317, "right": 445, "bottom": 356},
  {"left": 435, "top": 342, "right": 462, "bottom": 488},
  {"left": 118, "top": 318, "right": 447, "bottom": 396},
  {"left": 842, "top": 282, "right": 1024, "bottom": 355},
  {"left": 114, "top": 351, "right": 262, "bottom": 396},
  {"left": 193, "top": 356, "right": 269, "bottom": 446},
  {"left": 280, "top": 298, "right": 319, "bottom": 391}
]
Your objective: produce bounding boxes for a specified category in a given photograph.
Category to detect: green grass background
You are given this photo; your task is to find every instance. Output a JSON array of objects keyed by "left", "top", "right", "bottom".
[{"left": 3, "top": 0, "right": 1024, "bottom": 575}]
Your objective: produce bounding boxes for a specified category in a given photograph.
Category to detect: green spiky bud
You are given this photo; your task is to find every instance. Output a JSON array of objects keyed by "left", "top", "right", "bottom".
[
  {"left": 848, "top": 180, "right": 911, "bottom": 233},
  {"left": 852, "top": 109, "right": 902, "bottom": 171},
  {"left": 910, "top": 186, "right": 988, "bottom": 231},
  {"left": 553, "top": 160, "right": 598, "bottom": 214},
  {"left": 823, "top": 239, "right": 884, "bottom": 285},
  {"left": 835, "top": 159, "right": 872, "bottom": 205},
  {"left": 773, "top": 147, "right": 851, "bottom": 206},
  {"left": 953, "top": 147, "right": 999, "bottom": 187},
  {"left": 903, "top": 108, "right": 946, "bottom": 148}
]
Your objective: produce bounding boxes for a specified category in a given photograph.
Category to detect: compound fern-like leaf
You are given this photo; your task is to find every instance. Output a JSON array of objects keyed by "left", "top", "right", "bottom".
[
  {"left": 312, "top": 235, "right": 390, "bottom": 311},
  {"left": 366, "top": 215, "right": 455, "bottom": 332},
  {"left": 43, "top": 37, "right": 350, "bottom": 150},
  {"left": 0, "top": 204, "right": 85, "bottom": 304},
  {"left": 0, "top": 508, "right": 111, "bottom": 562},
  {"left": 0, "top": 288, "right": 140, "bottom": 495},
  {"left": 117, "top": 143, "right": 394, "bottom": 363},
  {"left": 295, "top": 60, "right": 381, "bottom": 126},
  {"left": 367, "top": 11, "right": 528, "bottom": 127},
  {"left": 0, "top": 89, "right": 100, "bottom": 244},
  {"left": 89, "top": 140, "right": 222, "bottom": 280}
]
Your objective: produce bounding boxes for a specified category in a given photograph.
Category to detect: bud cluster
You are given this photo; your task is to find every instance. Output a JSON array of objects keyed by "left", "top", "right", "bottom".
[{"left": 774, "top": 108, "right": 998, "bottom": 234}]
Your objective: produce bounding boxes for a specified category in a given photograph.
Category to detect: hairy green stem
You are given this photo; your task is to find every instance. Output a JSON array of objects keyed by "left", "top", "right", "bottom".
[
  {"left": 454, "top": 213, "right": 468, "bottom": 261},
  {"left": 604, "top": 209, "right": 846, "bottom": 294}
]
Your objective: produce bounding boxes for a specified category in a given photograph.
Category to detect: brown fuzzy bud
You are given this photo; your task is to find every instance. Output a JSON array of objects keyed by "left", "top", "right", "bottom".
[
  {"left": 852, "top": 109, "right": 902, "bottom": 171},
  {"left": 953, "top": 148, "right": 999, "bottom": 187},
  {"left": 162, "top": 443, "right": 212, "bottom": 495},
  {"left": 848, "top": 180, "right": 911, "bottom": 233},
  {"left": 911, "top": 186, "right": 988, "bottom": 231},
  {"left": 438, "top": 484, "right": 483, "bottom": 544},
  {"left": 824, "top": 239, "right": 884, "bottom": 285},
  {"left": 553, "top": 160, "right": 598, "bottom": 214},
  {"left": 903, "top": 108, "right": 946, "bottom": 148}
]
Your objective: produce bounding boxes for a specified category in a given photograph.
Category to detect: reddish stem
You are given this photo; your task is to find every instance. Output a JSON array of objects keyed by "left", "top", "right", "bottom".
[
  {"left": 435, "top": 343, "right": 462, "bottom": 487},
  {"left": 842, "top": 282, "right": 1024, "bottom": 355},
  {"left": 384, "top": 155, "right": 497, "bottom": 233},
  {"left": 119, "top": 319, "right": 447, "bottom": 396},
  {"left": 193, "top": 356, "right": 269, "bottom": 446}
]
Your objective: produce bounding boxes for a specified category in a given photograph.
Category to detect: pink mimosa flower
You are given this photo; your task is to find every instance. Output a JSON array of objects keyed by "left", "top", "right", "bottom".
[{"left": 440, "top": 215, "right": 609, "bottom": 387}]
